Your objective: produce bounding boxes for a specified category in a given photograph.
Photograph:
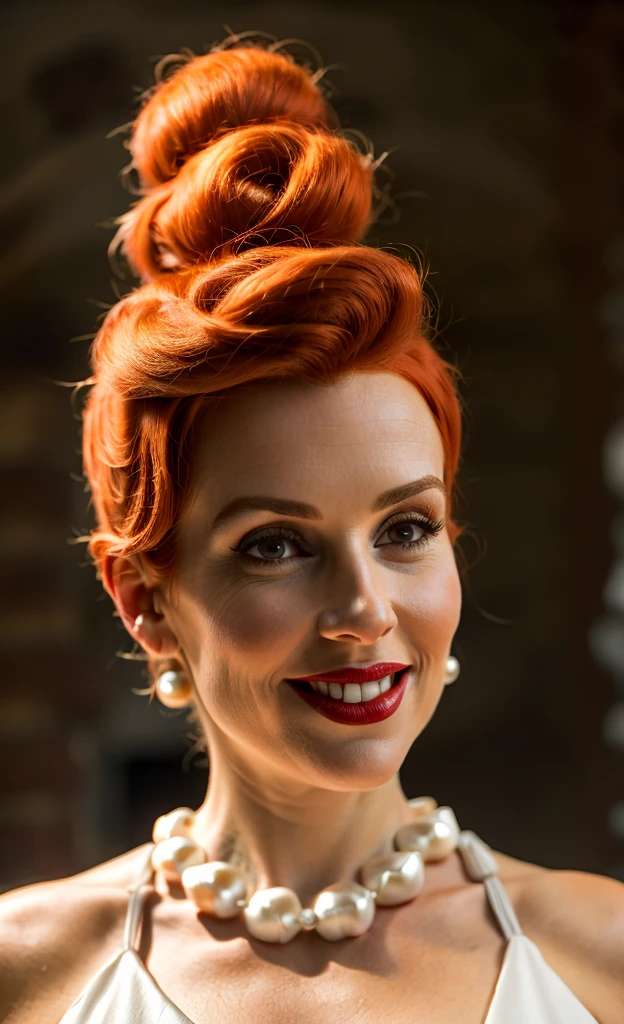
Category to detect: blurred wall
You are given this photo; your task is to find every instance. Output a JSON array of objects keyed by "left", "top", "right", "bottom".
[{"left": 0, "top": 0, "right": 622, "bottom": 891}]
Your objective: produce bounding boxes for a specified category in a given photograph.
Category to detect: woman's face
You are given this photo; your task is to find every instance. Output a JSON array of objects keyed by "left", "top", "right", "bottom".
[{"left": 167, "top": 371, "right": 461, "bottom": 791}]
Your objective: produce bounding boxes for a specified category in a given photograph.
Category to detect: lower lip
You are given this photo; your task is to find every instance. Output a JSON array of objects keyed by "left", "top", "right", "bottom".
[{"left": 285, "top": 668, "right": 411, "bottom": 725}]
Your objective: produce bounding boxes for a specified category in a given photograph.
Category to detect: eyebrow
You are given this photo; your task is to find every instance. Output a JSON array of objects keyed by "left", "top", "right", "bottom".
[{"left": 209, "top": 475, "right": 446, "bottom": 535}]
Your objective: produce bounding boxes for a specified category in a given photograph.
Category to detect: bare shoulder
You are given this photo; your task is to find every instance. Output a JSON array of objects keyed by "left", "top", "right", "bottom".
[
  {"left": 489, "top": 842, "right": 624, "bottom": 960},
  {"left": 489, "top": 844, "right": 551, "bottom": 885},
  {"left": 493, "top": 846, "right": 624, "bottom": 1019},
  {"left": 516, "top": 860, "right": 624, "bottom": 963},
  {"left": 0, "top": 844, "right": 152, "bottom": 1024}
]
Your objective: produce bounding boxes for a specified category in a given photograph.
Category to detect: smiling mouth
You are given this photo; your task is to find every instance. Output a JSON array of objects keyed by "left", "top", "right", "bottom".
[
  {"left": 289, "top": 672, "right": 399, "bottom": 704},
  {"left": 284, "top": 667, "right": 411, "bottom": 725}
]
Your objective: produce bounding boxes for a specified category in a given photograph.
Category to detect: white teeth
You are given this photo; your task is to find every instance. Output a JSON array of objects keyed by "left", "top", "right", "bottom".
[
  {"left": 311, "top": 674, "right": 396, "bottom": 703},
  {"left": 361, "top": 680, "right": 381, "bottom": 701},
  {"left": 343, "top": 683, "right": 361, "bottom": 703}
]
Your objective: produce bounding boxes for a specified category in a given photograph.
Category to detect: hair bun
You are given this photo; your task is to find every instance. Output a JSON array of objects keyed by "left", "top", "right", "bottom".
[
  {"left": 132, "top": 47, "right": 335, "bottom": 186},
  {"left": 116, "top": 46, "right": 374, "bottom": 280}
]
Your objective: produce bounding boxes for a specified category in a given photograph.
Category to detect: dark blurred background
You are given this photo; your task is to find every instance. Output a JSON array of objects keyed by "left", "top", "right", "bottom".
[{"left": 1, "top": 0, "right": 623, "bottom": 893}]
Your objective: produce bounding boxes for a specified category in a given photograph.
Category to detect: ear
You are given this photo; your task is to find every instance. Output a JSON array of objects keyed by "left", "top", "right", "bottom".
[{"left": 102, "top": 553, "right": 180, "bottom": 659}]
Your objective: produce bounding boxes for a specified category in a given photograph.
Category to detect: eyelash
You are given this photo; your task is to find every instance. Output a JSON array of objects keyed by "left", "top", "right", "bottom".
[{"left": 234, "top": 511, "right": 445, "bottom": 566}]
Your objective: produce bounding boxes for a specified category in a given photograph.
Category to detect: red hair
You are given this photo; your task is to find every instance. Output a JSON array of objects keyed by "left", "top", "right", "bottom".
[{"left": 82, "top": 41, "right": 463, "bottom": 590}]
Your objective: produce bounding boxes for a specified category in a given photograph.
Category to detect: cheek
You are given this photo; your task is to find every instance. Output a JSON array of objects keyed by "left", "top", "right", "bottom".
[
  {"left": 402, "top": 555, "right": 461, "bottom": 652},
  {"left": 182, "top": 577, "right": 310, "bottom": 673}
]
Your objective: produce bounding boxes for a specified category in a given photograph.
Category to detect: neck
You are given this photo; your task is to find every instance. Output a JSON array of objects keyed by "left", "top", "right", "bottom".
[{"left": 192, "top": 748, "right": 413, "bottom": 905}]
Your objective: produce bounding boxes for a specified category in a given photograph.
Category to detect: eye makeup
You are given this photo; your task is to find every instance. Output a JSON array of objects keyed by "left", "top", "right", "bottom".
[{"left": 232, "top": 504, "right": 445, "bottom": 566}]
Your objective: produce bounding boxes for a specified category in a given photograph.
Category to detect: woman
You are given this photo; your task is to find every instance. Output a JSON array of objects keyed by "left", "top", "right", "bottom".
[{"left": 0, "top": 37, "right": 622, "bottom": 1024}]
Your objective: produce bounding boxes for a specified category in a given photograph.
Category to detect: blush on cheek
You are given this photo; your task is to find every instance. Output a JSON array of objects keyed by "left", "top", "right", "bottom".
[
  {"left": 440, "top": 563, "right": 462, "bottom": 636},
  {"left": 403, "top": 560, "right": 462, "bottom": 656}
]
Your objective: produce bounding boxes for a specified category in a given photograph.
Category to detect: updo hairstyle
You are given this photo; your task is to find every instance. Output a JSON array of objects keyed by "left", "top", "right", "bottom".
[{"left": 81, "top": 38, "right": 464, "bottom": 621}]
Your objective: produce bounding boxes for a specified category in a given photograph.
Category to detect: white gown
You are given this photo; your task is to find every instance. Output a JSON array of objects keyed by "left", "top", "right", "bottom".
[{"left": 56, "top": 831, "right": 600, "bottom": 1024}]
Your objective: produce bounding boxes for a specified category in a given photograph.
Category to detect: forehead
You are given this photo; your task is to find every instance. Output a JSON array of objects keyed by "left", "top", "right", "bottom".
[{"left": 189, "top": 371, "right": 445, "bottom": 507}]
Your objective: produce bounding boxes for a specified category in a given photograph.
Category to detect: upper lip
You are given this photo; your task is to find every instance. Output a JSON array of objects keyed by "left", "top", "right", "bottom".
[{"left": 287, "top": 662, "right": 410, "bottom": 685}]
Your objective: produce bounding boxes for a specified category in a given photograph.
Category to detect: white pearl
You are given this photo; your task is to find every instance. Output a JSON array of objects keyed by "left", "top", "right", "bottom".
[
  {"left": 312, "top": 882, "right": 376, "bottom": 941},
  {"left": 426, "top": 806, "right": 460, "bottom": 860},
  {"left": 444, "top": 655, "right": 460, "bottom": 684},
  {"left": 152, "top": 807, "right": 196, "bottom": 843},
  {"left": 395, "top": 806, "right": 460, "bottom": 861},
  {"left": 151, "top": 836, "right": 206, "bottom": 881},
  {"left": 298, "top": 908, "right": 319, "bottom": 930},
  {"left": 393, "top": 821, "right": 429, "bottom": 856},
  {"left": 244, "top": 887, "right": 302, "bottom": 944},
  {"left": 407, "top": 796, "right": 438, "bottom": 817},
  {"left": 361, "top": 850, "right": 424, "bottom": 906},
  {"left": 181, "top": 861, "right": 247, "bottom": 919},
  {"left": 156, "top": 670, "right": 192, "bottom": 708}
]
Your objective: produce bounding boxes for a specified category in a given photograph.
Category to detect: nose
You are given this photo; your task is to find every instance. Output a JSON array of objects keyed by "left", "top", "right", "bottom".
[{"left": 317, "top": 551, "right": 398, "bottom": 644}]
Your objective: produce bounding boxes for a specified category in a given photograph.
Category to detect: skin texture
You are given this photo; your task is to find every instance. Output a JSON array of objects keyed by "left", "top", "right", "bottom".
[
  {"left": 1, "top": 371, "right": 624, "bottom": 1023},
  {"left": 121, "top": 371, "right": 461, "bottom": 898},
  {"left": 178, "top": 373, "right": 454, "bottom": 785}
]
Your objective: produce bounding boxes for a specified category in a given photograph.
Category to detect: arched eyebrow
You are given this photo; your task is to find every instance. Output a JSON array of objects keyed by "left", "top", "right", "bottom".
[
  {"left": 371, "top": 476, "right": 446, "bottom": 512},
  {"left": 209, "top": 475, "right": 446, "bottom": 536}
]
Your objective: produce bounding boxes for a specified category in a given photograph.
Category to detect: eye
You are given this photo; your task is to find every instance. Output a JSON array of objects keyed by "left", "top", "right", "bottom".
[
  {"left": 237, "top": 528, "right": 307, "bottom": 564},
  {"left": 375, "top": 513, "right": 444, "bottom": 551},
  {"left": 376, "top": 521, "right": 426, "bottom": 547},
  {"left": 234, "top": 512, "right": 444, "bottom": 567}
]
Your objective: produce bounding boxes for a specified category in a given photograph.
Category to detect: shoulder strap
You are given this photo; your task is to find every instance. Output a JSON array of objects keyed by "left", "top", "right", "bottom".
[
  {"left": 457, "top": 829, "right": 523, "bottom": 941},
  {"left": 122, "top": 843, "right": 156, "bottom": 952}
]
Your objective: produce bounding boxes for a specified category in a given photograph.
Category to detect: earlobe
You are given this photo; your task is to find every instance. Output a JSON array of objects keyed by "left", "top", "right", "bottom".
[
  {"left": 130, "top": 610, "right": 179, "bottom": 657},
  {"left": 104, "top": 554, "right": 180, "bottom": 658}
]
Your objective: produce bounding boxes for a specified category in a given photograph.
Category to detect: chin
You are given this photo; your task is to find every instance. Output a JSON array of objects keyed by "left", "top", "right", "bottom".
[{"left": 289, "top": 733, "right": 412, "bottom": 793}]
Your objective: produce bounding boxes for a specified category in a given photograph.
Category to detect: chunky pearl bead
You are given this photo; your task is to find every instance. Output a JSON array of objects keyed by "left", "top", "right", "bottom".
[
  {"left": 244, "top": 886, "right": 302, "bottom": 944},
  {"left": 152, "top": 807, "right": 196, "bottom": 844},
  {"left": 425, "top": 807, "right": 460, "bottom": 860},
  {"left": 394, "top": 806, "right": 460, "bottom": 861},
  {"left": 393, "top": 821, "right": 429, "bottom": 856},
  {"left": 149, "top": 796, "right": 461, "bottom": 944},
  {"left": 151, "top": 836, "right": 206, "bottom": 881},
  {"left": 181, "top": 861, "right": 247, "bottom": 919},
  {"left": 312, "top": 881, "right": 376, "bottom": 941},
  {"left": 361, "top": 850, "right": 425, "bottom": 906},
  {"left": 407, "top": 795, "right": 438, "bottom": 817}
]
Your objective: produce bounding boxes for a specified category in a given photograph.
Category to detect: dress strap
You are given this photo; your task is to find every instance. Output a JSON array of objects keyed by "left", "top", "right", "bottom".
[
  {"left": 457, "top": 829, "right": 523, "bottom": 941},
  {"left": 122, "top": 843, "right": 156, "bottom": 952}
]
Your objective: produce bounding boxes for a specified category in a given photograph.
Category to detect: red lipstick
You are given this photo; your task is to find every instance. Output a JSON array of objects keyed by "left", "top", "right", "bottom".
[{"left": 285, "top": 665, "right": 412, "bottom": 726}]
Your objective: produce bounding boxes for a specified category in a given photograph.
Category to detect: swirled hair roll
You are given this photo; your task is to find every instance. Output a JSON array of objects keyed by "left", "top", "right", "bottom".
[{"left": 82, "top": 43, "right": 463, "bottom": 592}]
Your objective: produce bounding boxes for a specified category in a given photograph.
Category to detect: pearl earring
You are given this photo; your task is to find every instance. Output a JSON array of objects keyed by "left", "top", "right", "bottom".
[
  {"left": 443, "top": 655, "right": 460, "bottom": 685},
  {"left": 155, "top": 669, "right": 192, "bottom": 708}
]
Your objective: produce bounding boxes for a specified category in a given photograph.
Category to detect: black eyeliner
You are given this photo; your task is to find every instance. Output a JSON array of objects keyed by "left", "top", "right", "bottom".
[{"left": 231, "top": 508, "right": 445, "bottom": 564}]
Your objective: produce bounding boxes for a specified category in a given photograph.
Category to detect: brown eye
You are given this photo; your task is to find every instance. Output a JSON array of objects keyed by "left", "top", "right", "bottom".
[
  {"left": 386, "top": 522, "right": 424, "bottom": 544},
  {"left": 375, "top": 513, "right": 444, "bottom": 551},
  {"left": 377, "top": 521, "right": 426, "bottom": 547},
  {"left": 237, "top": 528, "right": 308, "bottom": 564},
  {"left": 248, "top": 537, "right": 290, "bottom": 560}
]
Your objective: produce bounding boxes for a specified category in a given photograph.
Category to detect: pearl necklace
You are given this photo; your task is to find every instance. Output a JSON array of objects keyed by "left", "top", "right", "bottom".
[{"left": 150, "top": 796, "right": 460, "bottom": 944}]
